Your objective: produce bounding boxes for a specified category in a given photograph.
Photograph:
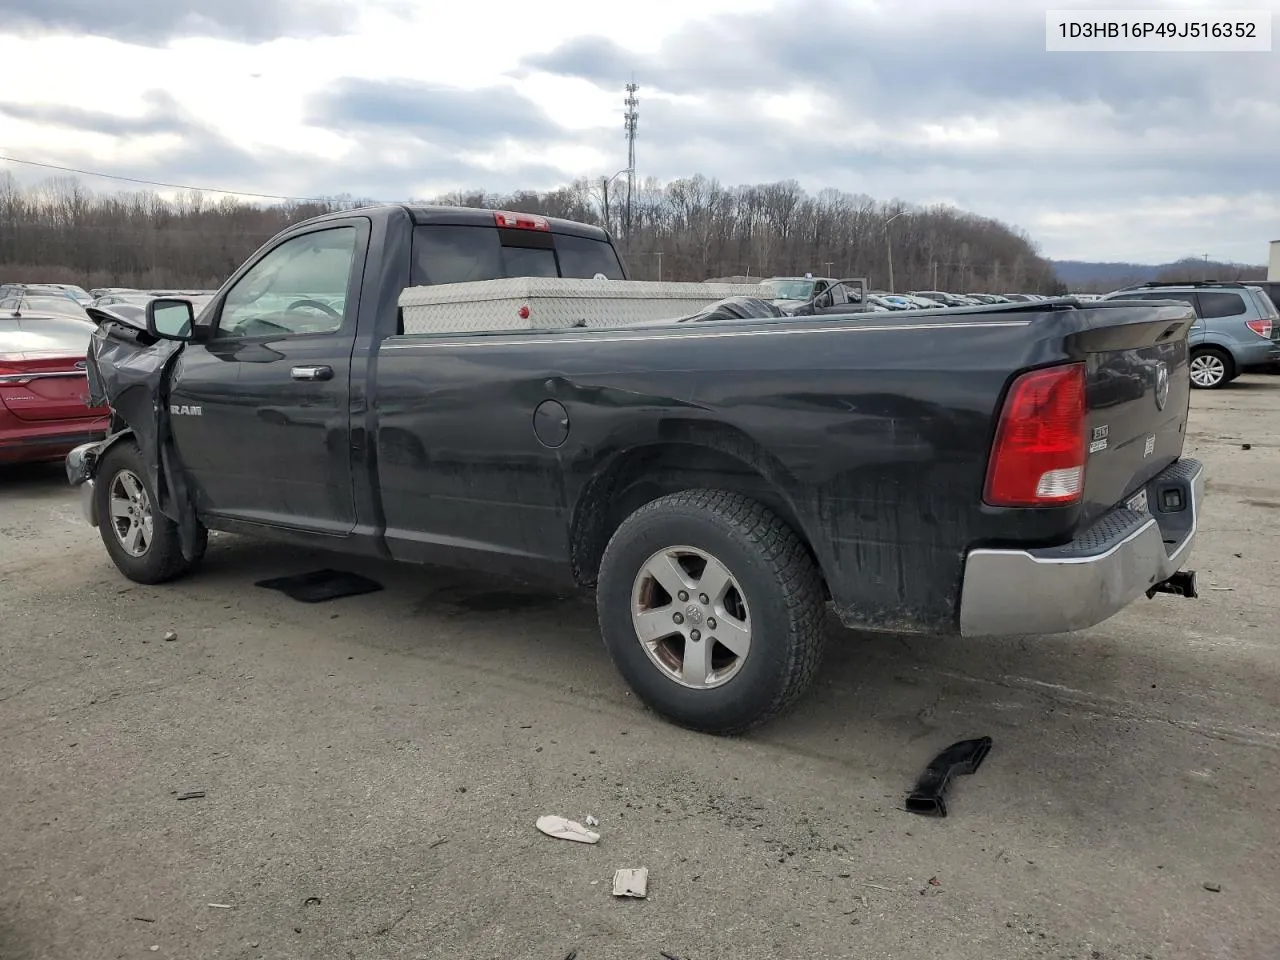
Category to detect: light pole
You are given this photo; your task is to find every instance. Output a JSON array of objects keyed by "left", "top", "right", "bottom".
[
  {"left": 884, "top": 211, "right": 905, "bottom": 293},
  {"left": 600, "top": 167, "right": 631, "bottom": 236}
]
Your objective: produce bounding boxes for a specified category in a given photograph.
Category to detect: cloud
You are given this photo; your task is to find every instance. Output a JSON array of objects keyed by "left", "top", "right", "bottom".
[
  {"left": 0, "top": 0, "right": 355, "bottom": 44},
  {"left": 0, "top": 90, "right": 188, "bottom": 138},
  {"left": 516, "top": 0, "right": 1279, "bottom": 260},
  {"left": 306, "top": 79, "right": 562, "bottom": 145},
  {"left": 1, "top": 0, "right": 1276, "bottom": 263}
]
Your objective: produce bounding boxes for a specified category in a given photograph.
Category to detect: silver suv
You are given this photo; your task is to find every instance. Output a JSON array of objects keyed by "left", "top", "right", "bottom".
[{"left": 1101, "top": 281, "right": 1280, "bottom": 388}]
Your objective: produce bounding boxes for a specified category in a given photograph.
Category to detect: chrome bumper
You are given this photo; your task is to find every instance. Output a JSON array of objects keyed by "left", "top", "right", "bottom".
[
  {"left": 80, "top": 479, "right": 97, "bottom": 527},
  {"left": 959, "top": 458, "right": 1204, "bottom": 637},
  {"left": 65, "top": 440, "right": 100, "bottom": 527}
]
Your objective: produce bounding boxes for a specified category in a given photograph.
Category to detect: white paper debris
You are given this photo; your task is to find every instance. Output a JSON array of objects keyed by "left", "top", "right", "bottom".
[
  {"left": 585, "top": 815, "right": 599, "bottom": 827},
  {"left": 536, "top": 815, "right": 600, "bottom": 844},
  {"left": 612, "top": 868, "right": 648, "bottom": 898}
]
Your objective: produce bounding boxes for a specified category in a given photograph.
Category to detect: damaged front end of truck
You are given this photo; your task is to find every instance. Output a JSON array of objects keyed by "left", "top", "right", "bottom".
[{"left": 65, "top": 303, "right": 204, "bottom": 562}]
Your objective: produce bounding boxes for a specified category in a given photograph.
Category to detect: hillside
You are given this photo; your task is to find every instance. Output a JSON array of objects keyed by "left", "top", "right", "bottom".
[
  {"left": 1052, "top": 257, "right": 1267, "bottom": 293},
  {"left": 0, "top": 171, "right": 1063, "bottom": 293}
]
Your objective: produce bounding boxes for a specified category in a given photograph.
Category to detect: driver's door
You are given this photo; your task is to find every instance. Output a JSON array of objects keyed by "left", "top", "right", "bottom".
[
  {"left": 167, "top": 220, "right": 369, "bottom": 534},
  {"left": 812, "top": 282, "right": 851, "bottom": 314}
]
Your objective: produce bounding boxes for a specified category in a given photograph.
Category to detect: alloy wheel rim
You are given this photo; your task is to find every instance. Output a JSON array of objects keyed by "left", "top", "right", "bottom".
[
  {"left": 630, "top": 545, "right": 752, "bottom": 689},
  {"left": 108, "top": 469, "right": 154, "bottom": 557}
]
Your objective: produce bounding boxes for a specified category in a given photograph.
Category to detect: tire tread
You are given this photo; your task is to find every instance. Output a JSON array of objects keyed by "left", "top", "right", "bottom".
[{"left": 96, "top": 440, "right": 205, "bottom": 584}]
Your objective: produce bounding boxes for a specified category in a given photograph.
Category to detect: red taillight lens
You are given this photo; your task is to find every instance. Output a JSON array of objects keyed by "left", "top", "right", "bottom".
[
  {"left": 1245, "top": 318, "right": 1272, "bottom": 338},
  {"left": 984, "top": 363, "right": 1088, "bottom": 507},
  {"left": 494, "top": 210, "right": 550, "bottom": 231}
]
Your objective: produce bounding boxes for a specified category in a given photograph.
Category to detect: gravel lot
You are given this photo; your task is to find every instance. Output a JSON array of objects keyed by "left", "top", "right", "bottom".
[{"left": 2, "top": 376, "right": 1278, "bottom": 960}]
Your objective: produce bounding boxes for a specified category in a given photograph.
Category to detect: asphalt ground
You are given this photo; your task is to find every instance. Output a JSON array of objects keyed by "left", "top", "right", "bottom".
[{"left": 1, "top": 374, "right": 1277, "bottom": 960}]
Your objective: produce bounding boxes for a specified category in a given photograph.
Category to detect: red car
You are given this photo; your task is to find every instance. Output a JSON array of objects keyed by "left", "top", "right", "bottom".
[{"left": 0, "top": 313, "right": 110, "bottom": 465}]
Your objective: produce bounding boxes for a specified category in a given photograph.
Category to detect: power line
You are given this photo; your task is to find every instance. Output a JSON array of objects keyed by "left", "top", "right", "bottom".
[{"left": 0, "top": 153, "right": 379, "bottom": 204}]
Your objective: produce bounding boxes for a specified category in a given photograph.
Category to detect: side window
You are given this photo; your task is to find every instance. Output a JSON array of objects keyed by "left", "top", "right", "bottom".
[
  {"left": 554, "top": 234, "right": 626, "bottom": 279},
  {"left": 217, "top": 227, "right": 357, "bottom": 339},
  {"left": 1195, "top": 292, "right": 1246, "bottom": 319},
  {"left": 830, "top": 284, "right": 849, "bottom": 305}
]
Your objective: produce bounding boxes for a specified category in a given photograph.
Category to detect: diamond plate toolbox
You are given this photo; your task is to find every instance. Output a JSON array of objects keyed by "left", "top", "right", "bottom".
[{"left": 398, "top": 278, "right": 768, "bottom": 335}]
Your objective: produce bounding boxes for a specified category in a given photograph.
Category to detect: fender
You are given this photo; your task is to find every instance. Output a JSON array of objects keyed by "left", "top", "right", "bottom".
[{"left": 65, "top": 428, "right": 136, "bottom": 527}]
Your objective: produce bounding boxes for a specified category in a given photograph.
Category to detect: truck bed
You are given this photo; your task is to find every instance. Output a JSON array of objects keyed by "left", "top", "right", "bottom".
[{"left": 372, "top": 298, "right": 1196, "bottom": 633}]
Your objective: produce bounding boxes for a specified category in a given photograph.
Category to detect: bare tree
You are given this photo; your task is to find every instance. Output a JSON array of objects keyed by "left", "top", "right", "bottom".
[{"left": 0, "top": 173, "right": 1064, "bottom": 293}]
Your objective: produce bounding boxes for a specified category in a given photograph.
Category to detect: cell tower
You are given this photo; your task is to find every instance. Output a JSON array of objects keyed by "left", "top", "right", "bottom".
[{"left": 623, "top": 79, "right": 639, "bottom": 238}]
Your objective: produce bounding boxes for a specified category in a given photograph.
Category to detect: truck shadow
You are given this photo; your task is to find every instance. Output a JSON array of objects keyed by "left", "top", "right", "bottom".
[{"left": 0, "top": 461, "right": 68, "bottom": 495}]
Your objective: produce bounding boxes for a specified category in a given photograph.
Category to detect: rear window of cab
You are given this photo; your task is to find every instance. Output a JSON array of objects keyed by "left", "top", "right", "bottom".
[{"left": 410, "top": 224, "right": 625, "bottom": 286}]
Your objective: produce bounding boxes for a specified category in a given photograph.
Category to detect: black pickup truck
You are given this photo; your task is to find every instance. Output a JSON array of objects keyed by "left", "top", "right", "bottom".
[{"left": 66, "top": 203, "right": 1205, "bottom": 735}]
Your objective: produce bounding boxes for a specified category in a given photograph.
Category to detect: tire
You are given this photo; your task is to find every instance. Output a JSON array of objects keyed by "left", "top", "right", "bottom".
[
  {"left": 95, "top": 440, "right": 207, "bottom": 584},
  {"left": 1188, "top": 346, "right": 1234, "bottom": 389},
  {"left": 596, "top": 489, "right": 826, "bottom": 735}
]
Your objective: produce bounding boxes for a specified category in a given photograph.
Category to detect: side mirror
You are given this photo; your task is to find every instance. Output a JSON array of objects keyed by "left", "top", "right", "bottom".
[{"left": 146, "top": 297, "right": 195, "bottom": 341}]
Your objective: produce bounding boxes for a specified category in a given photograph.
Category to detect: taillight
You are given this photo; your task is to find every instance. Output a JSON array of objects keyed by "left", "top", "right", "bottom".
[
  {"left": 494, "top": 211, "right": 550, "bottom": 231},
  {"left": 1245, "top": 318, "right": 1272, "bottom": 338},
  {"left": 984, "top": 363, "right": 1088, "bottom": 507}
]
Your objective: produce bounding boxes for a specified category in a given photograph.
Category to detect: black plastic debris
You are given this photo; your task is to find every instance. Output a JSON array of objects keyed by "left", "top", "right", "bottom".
[
  {"left": 905, "top": 736, "right": 993, "bottom": 817},
  {"left": 255, "top": 569, "right": 384, "bottom": 603}
]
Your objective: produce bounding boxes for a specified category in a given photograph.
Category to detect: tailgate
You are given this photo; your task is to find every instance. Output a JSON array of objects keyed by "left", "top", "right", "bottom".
[{"left": 1077, "top": 301, "right": 1194, "bottom": 524}]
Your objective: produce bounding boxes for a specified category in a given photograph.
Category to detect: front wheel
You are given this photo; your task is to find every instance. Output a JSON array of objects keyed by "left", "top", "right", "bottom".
[
  {"left": 596, "top": 490, "right": 827, "bottom": 735},
  {"left": 95, "top": 440, "right": 206, "bottom": 584},
  {"left": 1188, "top": 347, "right": 1234, "bottom": 389}
]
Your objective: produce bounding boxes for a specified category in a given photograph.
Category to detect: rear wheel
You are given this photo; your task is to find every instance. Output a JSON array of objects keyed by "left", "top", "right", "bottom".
[
  {"left": 95, "top": 440, "right": 206, "bottom": 584},
  {"left": 1188, "top": 347, "right": 1233, "bottom": 389},
  {"left": 596, "top": 489, "right": 826, "bottom": 735}
]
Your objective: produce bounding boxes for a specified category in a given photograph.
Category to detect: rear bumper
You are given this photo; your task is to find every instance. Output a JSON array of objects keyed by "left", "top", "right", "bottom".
[
  {"left": 1233, "top": 339, "right": 1280, "bottom": 366},
  {"left": 0, "top": 424, "right": 109, "bottom": 465},
  {"left": 959, "top": 458, "right": 1204, "bottom": 637}
]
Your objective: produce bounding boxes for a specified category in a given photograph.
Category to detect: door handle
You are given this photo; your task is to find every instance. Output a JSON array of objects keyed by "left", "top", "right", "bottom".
[{"left": 291, "top": 365, "right": 333, "bottom": 381}]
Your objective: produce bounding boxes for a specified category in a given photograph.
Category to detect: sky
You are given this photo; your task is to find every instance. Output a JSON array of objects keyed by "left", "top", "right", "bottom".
[{"left": 0, "top": 0, "right": 1276, "bottom": 264}]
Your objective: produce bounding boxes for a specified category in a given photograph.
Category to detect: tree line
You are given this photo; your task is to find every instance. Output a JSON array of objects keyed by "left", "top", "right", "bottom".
[{"left": 0, "top": 170, "right": 1066, "bottom": 294}]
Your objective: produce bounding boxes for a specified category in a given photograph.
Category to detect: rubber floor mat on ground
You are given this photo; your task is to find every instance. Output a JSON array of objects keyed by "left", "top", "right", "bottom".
[{"left": 254, "top": 569, "right": 384, "bottom": 603}]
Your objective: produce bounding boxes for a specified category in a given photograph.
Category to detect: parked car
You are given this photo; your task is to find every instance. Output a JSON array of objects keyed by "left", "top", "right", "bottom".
[
  {"left": 1, "top": 313, "right": 110, "bottom": 464},
  {"left": 50, "top": 284, "right": 94, "bottom": 305},
  {"left": 897, "top": 294, "right": 945, "bottom": 309},
  {"left": 872, "top": 295, "right": 917, "bottom": 310},
  {"left": 760, "top": 276, "right": 869, "bottom": 315},
  {"left": 66, "top": 203, "right": 1205, "bottom": 734},
  {"left": 911, "top": 291, "right": 977, "bottom": 307},
  {"left": 1101, "top": 281, "right": 1280, "bottom": 388},
  {"left": 92, "top": 293, "right": 155, "bottom": 309},
  {"left": 1249, "top": 281, "right": 1280, "bottom": 311},
  {"left": 2, "top": 295, "right": 91, "bottom": 320},
  {"left": 1, "top": 283, "right": 82, "bottom": 303}
]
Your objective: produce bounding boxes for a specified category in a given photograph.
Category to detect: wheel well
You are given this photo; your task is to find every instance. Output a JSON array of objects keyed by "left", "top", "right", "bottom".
[
  {"left": 569, "top": 442, "right": 828, "bottom": 598},
  {"left": 1191, "top": 343, "right": 1236, "bottom": 377}
]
